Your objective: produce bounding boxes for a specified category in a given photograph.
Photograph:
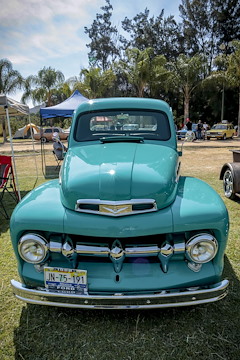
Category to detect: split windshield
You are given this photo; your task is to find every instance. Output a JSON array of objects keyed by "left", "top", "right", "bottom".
[{"left": 74, "top": 109, "right": 171, "bottom": 142}]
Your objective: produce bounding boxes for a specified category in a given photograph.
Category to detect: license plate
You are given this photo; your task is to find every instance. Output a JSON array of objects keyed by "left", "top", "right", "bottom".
[{"left": 44, "top": 267, "right": 87, "bottom": 294}]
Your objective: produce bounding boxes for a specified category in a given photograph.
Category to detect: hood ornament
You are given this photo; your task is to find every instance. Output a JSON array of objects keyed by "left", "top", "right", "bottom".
[{"left": 109, "top": 240, "right": 125, "bottom": 273}]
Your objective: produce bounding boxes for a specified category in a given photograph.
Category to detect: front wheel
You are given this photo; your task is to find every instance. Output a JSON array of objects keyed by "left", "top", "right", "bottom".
[
  {"left": 223, "top": 168, "right": 235, "bottom": 199},
  {"left": 223, "top": 134, "right": 226, "bottom": 140}
]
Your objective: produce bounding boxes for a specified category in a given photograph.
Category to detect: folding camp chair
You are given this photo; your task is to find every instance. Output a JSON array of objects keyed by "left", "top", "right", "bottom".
[
  {"left": 0, "top": 155, "right": 19, "bottom": 219},
  {"left": 52, "top": 150, "right": 62, "bottom": 170}
]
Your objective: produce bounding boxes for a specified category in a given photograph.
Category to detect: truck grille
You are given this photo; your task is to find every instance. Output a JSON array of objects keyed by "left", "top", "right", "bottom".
[{"left": 49, "top": 233, "right": 186, "bottom": 273}]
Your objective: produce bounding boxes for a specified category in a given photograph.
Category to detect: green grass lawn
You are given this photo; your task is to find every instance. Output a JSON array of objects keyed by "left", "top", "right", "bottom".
[{"left": 0, "top": 146, "right": 239, "bottom": 360}]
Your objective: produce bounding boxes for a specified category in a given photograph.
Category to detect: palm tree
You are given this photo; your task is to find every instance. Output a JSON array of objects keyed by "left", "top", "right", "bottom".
[
  {"left": 69, "top": 67, "right": 116, "bottom": 99},
  {"left": 116, "top": 48, "right": 168, "bottom": 98},
  {"left": 117, "top": 48, "right": 154, "bottom": 97},
  {"left": 22, "top": 67, "right": 65, "bottom": 106},
  {"left": 53, "top": 83, "right": 72, "bottom": 104},
  {"left": 21, "top": 75, "right": 36, "bottom": 104},
  {"left": 0, "top": 58, "right": 23, "bottom": 94},
  {"left": 166, "top": 54, "right": 207, "bottom": 123},
  {"left": 0, "top": 58, "right": 23, "bottom": 142}
]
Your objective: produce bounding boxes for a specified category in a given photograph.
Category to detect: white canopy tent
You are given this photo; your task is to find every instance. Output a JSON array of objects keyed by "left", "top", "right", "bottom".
[
  {"left": 0, "top": 94, "right": 38, "bottom": 200},
  {"left": 0, "top": 95, "right": 29, "bottom": 117}
]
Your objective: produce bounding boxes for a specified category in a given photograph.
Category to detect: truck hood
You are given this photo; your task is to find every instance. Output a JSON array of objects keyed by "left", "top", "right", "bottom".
[{"left": 60, "top": 142, "right": 179, "bottom": 213}]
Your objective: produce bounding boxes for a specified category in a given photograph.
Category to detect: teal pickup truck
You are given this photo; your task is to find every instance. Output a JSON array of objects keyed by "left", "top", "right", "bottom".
[{"left": 10, "top": 98, "right": 229, "bottom": 309}]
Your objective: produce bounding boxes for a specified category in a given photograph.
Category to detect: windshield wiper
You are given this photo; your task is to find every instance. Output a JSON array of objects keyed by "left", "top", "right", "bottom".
[{"left": 100, "top": 135, "right": 144, "bottom": 143}]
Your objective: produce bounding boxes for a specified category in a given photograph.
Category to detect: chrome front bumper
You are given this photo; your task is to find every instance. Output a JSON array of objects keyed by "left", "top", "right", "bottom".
[{"left": 11, "top": 279, "right": 229, "bottom": 309}]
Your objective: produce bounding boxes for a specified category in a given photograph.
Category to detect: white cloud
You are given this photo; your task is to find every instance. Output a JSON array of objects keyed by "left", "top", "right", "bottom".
[
  {"left": 0, "top": 0, "right": 181, "bottom": 106},
  {"left": 0, "top": 0, "right": 93, "bottom": 70},
  {"left": 0, "top": 0, "right": 100, "bottom": 26}
]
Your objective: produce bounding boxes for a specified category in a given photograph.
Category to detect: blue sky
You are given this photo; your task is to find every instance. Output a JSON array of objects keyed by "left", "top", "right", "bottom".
[{"left": 0, "top": 0, "right": 181, "bottom": 106}]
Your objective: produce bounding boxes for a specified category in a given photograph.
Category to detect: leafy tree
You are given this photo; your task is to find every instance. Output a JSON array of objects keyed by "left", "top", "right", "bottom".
[
  {"left": 226, "top": 40, "right": 240, "bottom": 136},
  {"left": 84, "top": 0, "right": 120, "bottom": 70},
  {"left": 195, "top": 58, "right": 227, "bottom": 125},
  {"left": 22, "top": 67, "right": 65, "bottom": 106},
  {"left": 179, "top": 0, "right": 218, "bottom": 71},
  {"left": 0, "top": 58, "right": 23, "bottom": 142},
  {"left": 214, "top": 0, "right": 240, "bottom": 52},
  {"left": 166, "top": 54, "right": 207, "bottom": 122},
  {"left": 121, "top": 9, "right": 184, "bottom": 60},
  {"left": 179, "top": 0, "right": 240, "bottom": 69}
]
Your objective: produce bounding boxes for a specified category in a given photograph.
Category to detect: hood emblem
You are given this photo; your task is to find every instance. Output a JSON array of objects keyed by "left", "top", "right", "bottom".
[
  {"left": 75, "top": 199, "right": 157, "bottom": 216},
  {"left": 109, "top": 240, "right": 125, "bottom": 273},
  {"left": 99, "top": 204, "right": 132, "bottom": 215}
]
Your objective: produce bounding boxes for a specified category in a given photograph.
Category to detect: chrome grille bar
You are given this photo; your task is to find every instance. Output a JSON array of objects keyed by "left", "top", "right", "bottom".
[{"left": 50, "top": 241, "right": 185, "bottom": 258}]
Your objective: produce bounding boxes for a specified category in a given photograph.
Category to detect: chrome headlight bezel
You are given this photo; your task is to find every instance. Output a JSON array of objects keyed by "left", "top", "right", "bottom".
[
  {"left": 186, "top": 233, "right": 218, "bottom": 264},
  {"left": 18, "top": 233, "right": 49, "bottom": 264}
]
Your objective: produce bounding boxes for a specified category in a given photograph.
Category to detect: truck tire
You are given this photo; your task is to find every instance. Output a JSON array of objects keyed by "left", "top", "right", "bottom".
[{"left": 223, "top": 168, "right": 236, "bottom": 199}]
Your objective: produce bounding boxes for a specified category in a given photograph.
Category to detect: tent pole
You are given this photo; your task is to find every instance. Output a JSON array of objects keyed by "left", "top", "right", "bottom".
[
  {"left": 29, "top": 115, "right": 38, "bottom": 178},
  {"left": 40, "top": 115, "right": 46, "bottom": 177},
  {"left": 5, "top": 106, "right": 21, "bottom": 201}
]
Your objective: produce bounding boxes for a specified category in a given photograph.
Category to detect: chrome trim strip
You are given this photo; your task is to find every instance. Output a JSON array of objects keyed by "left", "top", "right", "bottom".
[
  {"left": 11, "top": 279, "right": 229, "bottom": 309},
  {"left": 75, "top": 244, "right": 109, "bottom": 256},
  {"left": 49, "top": 241, "right": 62, "bottom": 253},
  {"left": 74, "top": 243, "right": 185, "bottom": 257},
  {"left": 75, "top": 199, "right": 157, "bottom": 216}
]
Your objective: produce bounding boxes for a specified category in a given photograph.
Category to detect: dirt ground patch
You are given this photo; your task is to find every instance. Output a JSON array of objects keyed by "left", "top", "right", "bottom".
[
  {"left": 0, "top": 137, "right": 240, "bottom": 154},
  {"left": 0, "top": 139, "right": 67, "bottom": 153}
]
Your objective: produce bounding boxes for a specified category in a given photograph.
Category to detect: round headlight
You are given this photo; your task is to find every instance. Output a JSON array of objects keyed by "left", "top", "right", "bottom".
[
  {"left": 186, "top": 234, "right": 218, "bottom": 264},
  {"left": 18, "top": 234, "right": 48, "bottom": 264}
]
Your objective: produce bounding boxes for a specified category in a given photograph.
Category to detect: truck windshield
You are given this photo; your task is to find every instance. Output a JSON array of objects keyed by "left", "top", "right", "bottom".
[{"left": 74, "top": 109, "right": 171, "bottom": 142}]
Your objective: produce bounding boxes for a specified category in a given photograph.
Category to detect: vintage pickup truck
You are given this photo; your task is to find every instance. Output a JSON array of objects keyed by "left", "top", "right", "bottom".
[{"left": 10, "top": 97, "right": 229, "bottom": 309}]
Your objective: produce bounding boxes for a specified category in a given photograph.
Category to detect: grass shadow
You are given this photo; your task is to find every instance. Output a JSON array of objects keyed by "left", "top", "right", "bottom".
[
  {"left": 13, "top": 256, "right": 240, "bottom": 360},
  {"left": 0, "top": 191, "right": 29, "bottom": 235}
]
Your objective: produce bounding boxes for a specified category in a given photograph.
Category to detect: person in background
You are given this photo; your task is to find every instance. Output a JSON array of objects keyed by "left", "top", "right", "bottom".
[
  {"left": 197, "top": 120, "right": 203, "bottom": 140},
  {"left": 202, "top": 122, "right": 209, "bottom": 140},
  {"left": 52, "top": 132, "right": 67, "bottom": 160},
  {"left": 234, "top": 125, "right": 238, "bottom": 136},
  {"left": 186, "top": 118, "right": 192, "bottom": 131}
]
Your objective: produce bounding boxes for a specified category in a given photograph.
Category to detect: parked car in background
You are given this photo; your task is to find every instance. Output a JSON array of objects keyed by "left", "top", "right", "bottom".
[
  {"left": 220, "top": 149, "right": 240, "bottom": 199},
  {"left": 206, "top": 122, "right": 235, "bottom": 140},
  {"left": 10, "top": 97, "right": 229, "bottom": 309},
  {"left": 122, "top": 123, "right": 140, "bottom": 131},
  {"left": 177, "top": 123, "right": 197, "bottom": 140},
  {"left": 33, "top": 127, "right": 69, "bottom": 142}
]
